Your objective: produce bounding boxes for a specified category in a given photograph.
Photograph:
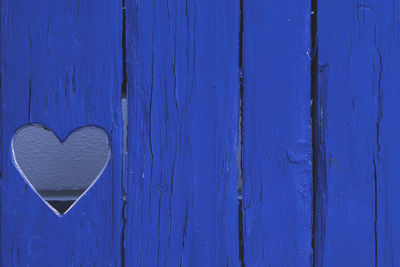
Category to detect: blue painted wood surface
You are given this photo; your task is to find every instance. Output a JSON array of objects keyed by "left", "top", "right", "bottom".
[
  {"left": 317, "top": 0, "right": 400, "bottom": 265},
  {"left": 3, "top": 0, "right": 400, "bottom": 266},
  {"left": 242, "top": 0, "right": 313, "bottom": 266},
  {"left": 0, "top": 1, "right": 124, "bottom": 265},
  {"left": 377, "top": 3, "right": 400, "bottom": 265},
  {"left": 125, "top": 0, "right": 240, "bottom": 266},
  {"left": 317, "top": 0, "right": 377, "bottom": 265}
]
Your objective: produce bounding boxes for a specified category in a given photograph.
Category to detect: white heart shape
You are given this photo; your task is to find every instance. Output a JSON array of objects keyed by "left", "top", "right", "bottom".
[{"left": 11, "top": 124, "right": 111, "bottom": 215}]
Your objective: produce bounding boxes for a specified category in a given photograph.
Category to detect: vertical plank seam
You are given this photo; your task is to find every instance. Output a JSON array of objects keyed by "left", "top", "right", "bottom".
[
  {"left": 373, "top": 22, "right": 383, "bottom": 266},
  {"left": 121, "top": 0, "right": 128, "bottom": 265},
  {"left": 310, "top": 0, "right": 318, "bottom": 267},
  {"left": 311, "top": 0, "right": 325, "bottom": 265},
  {"left": 238, "top": 0, "right": 244, "bottom": 266},
  {"left": 311, "top": 0, "right": 317, "bottom": 263}
]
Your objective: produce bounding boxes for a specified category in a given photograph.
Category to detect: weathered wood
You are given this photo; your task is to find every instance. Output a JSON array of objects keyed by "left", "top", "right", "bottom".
[
  {"left": 316, "top": 0, "right": 382, "bottom": 265},
  {"left": 125, "top": 0, "right": 240, "bottom": 266},
  {"left": 377, "top": 2, "right": 400, "bottom": 265},
  {"left": 242, "top": 0, "right": 313, "bottom": 266},
  {"left": 0, "top": 1, "right": 124, "bottom": 265},
  {"left": 318, "top": 0, "right": 400, "bottom": 265}
]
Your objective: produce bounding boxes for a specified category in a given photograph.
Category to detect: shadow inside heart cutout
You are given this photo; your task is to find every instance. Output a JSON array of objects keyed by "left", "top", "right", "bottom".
[{"left": 11, "top": 124, "right": 111, "bottom": 216}]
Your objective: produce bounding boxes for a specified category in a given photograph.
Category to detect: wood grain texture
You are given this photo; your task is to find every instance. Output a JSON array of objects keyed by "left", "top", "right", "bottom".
[
  {"left": 318, "top": 0, "right": 400, "bottom": 265},
  {"left": 0, "top": 1, "right": 124, "bottom": 265},
  {"left": 125, "top": 0, "right": 240, "bottom": 266},
  {"left": 316, "top": 0, "right": 381, "bottom": 265},
  {"left": 241, "top": 0, "right": 312, "bottom": 266},
  {"left": 377, "top": 2, "right": 400, "bottom": 265}
]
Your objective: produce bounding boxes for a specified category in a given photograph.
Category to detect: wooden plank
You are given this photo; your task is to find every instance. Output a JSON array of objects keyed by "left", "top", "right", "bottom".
[
  {"left": 241, "top": 0, "right": 313, "bottom": 266},
  {"left": 373, "top": 2, "right": 400, "bottom": 266},
  {"left": 125, "top": 0, "right": 240, "bottom": 266},
  {"left": 316, "top": 0, "right": 381, "bottom": 265},
  {"left": 0, "top": 1, "right": 124, "bottom": 265}
]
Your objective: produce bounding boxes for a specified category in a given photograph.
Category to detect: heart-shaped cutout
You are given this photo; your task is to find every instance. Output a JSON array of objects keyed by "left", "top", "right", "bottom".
[{"left": 11, "top": 124, "right": 111, "bottom": 215}]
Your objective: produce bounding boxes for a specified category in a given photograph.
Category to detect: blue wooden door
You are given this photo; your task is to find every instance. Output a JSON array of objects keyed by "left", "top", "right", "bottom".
[{"left": 1, "top": 0, "right": 399, "bottom": 266}]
